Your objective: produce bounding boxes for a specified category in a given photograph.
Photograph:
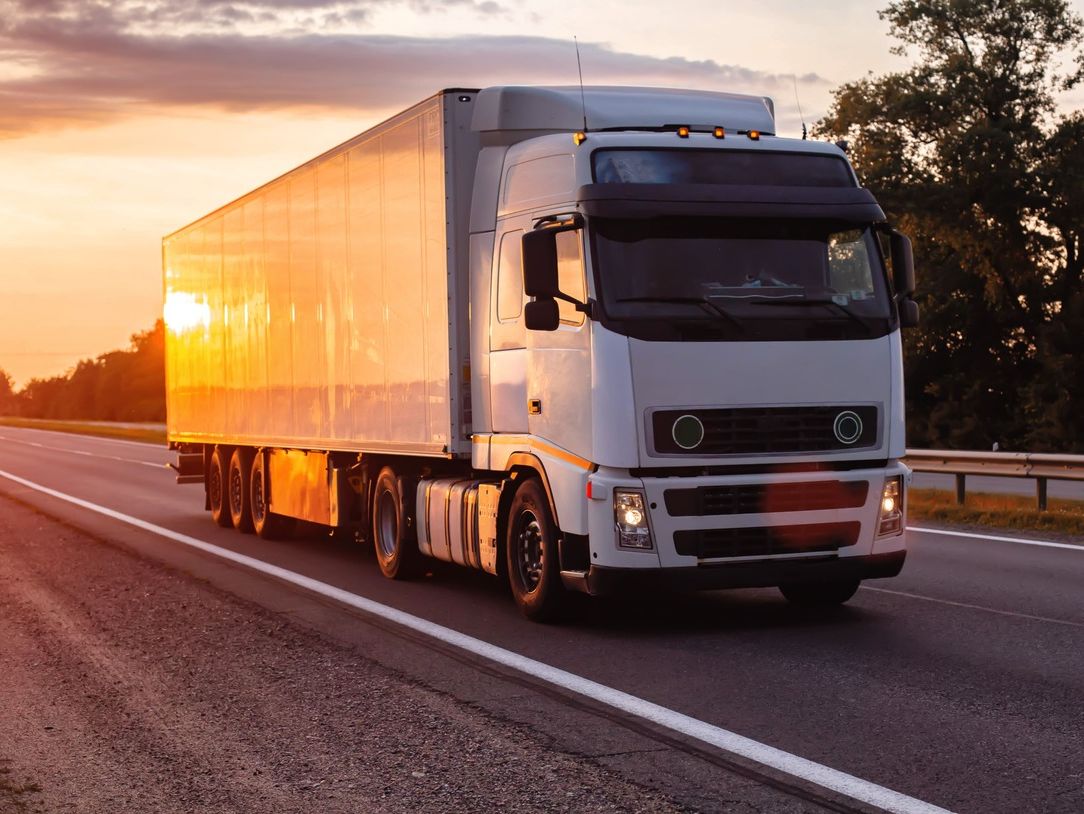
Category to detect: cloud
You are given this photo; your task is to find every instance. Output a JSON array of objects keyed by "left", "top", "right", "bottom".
[{"left": 0, "top": 0, "right": 827, "bottom": 137}]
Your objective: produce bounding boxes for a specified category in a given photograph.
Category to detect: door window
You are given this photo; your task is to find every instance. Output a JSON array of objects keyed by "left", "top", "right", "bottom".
[
  {"left": 556, "top": 230, "right": 586, "bottom": 326},
  {"left": 497, "top": 231, "right": 524, "bottom": 322}
]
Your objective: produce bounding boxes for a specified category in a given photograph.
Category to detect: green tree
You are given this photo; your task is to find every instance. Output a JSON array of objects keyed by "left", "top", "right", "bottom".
[{"left": 817, "top": 0, "right": 1084, "bottom": 450}]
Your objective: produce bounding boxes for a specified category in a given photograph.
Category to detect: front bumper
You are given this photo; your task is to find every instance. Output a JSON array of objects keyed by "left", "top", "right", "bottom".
[{"left": 569, "top": 550, "right": 906, "bottom": 597}]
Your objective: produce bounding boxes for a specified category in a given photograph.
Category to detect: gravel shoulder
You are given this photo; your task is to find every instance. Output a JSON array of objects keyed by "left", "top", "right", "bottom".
[{"left": 0, "top": 495, "right": 686, "bottom": 814}]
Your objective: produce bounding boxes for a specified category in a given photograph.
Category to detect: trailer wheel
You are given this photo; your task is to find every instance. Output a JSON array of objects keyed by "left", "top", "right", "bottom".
[
  {"left": 249, "top": 452, "right": 295, "bottom": 540},
  {"left": 779, "top": 579, "right": 860, "bottom": 606},
  {"left": 208, "top": 446, "right": 233, "bottom": 528},
  {"left": 228, "top": 447, "right": 256, "bottom": 533},
  {"left": 506, "top": 478, "right": 569, "bottom": 623},
  {"left": 372, "top": 467, "right": 421, "bottom": 580}
]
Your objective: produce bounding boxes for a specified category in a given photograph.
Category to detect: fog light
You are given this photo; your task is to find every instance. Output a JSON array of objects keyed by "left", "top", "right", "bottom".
[
  {"left": 614, "top": 490, "right": 653, "bottom": 550},
  {"left": 878, "top": 476, "right": 903, "bottom": 537}
]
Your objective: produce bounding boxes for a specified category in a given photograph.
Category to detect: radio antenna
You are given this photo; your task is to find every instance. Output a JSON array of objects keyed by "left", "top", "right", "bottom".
[
  {"left": 793, "top": 75, "right": 807, "bottom": 140},
  {"left": 574, "top": 36, "right": 588, "bottom": 131}
]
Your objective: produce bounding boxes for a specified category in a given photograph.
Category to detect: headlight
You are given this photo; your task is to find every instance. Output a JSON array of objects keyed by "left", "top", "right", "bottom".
[
  {"left": 877, "top": 476, "right": 903, "bottom": 537},
  {"left": 614, "top": 490, "right": 654, "bottom": 550}
]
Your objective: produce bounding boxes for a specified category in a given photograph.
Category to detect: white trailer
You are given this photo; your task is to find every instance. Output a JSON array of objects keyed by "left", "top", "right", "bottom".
[{"left": 164, "top": 86, "right": 919, "bottom": 620}]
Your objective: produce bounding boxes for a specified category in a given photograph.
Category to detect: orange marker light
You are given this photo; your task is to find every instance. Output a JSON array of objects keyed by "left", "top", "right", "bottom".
[
  {"left": 713, "top": 126, "right": 726, "bottom": 139},
  {"left": 677, "top": 126, "right": 690, "bottom": 138},
  {"left": 573, "top": 131, "right": 587, "bottom": 146},
  {"left": 747, "top": 129, "right": 761, "bottom": 141}
]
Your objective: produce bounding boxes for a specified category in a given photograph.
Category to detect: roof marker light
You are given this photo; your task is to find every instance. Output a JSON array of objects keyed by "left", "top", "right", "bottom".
[
  {"left": 713, "top": 126, "right": 726, "bottom": 139},
  {"left": 573, "top": 131, "right": 587, "bottom": 146},
  {"left": 677, "top": 126, "right": 690, "bottom": 138},
  {"left": 747, "top": 129, "right": 761, "bottom": 141}
]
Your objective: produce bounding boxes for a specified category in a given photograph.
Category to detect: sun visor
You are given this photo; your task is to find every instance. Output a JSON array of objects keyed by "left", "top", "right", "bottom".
[{"left": 575, "top": 183, "right": 886, "bottom": 223}]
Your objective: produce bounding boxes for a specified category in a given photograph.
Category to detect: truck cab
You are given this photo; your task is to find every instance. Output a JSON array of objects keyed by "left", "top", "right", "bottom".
[{"left": 464, "top": 86, "right": 916, "bottom": 616}]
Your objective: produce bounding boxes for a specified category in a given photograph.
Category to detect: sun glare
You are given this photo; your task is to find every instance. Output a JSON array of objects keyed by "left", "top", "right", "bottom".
[{"left": 163, "top": 291, "right": 211, "bottom": 333}]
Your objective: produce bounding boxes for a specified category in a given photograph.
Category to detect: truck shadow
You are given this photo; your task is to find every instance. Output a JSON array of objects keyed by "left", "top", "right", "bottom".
[{"left": 309, "top": 529, "right": 881, "bottom": 636}]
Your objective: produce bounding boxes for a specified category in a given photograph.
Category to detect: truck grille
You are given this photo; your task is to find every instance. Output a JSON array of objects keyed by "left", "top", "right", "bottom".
[
  {"left": 673, "top": 521, "right": 860, "bottom": 559},
  {"left": 651, "top": 405, "right": 878, "bottom": 455},
  {"left": 664, "top": 480, "right": 869, "bottom": 517}
]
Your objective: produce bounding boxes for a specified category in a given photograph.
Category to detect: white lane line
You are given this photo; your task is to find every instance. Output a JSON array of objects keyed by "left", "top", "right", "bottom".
[
  {"left": 861, "top": 587, "right": 1084, "bottom": 630},
  {"left": 0, "top": 425, "right": 162, "bottom": 449},
  {"left": 0, "top": 468, "right": 951, "bottom": 814},
  {"left": 0, "top": 434, "right": 164, "bottom": 469},
  {"left": 907, "top": 526, "right": 1084, "bottom": 552}
]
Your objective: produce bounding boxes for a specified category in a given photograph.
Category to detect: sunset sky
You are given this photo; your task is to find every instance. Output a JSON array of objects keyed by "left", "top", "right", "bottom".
[{"left": 2, "top": 0, "right": 1082, "bottom": 387}]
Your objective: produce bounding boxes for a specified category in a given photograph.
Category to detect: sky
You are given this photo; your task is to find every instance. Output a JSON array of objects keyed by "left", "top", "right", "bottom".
[{"left": 1, "top": 0, "right": 1082, "bottom": 387}]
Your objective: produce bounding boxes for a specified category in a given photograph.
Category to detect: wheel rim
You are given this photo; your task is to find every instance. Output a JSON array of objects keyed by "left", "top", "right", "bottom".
[
  {"left": 209, "top": 466, "right": 223, "bottom": 511},
  {"left": 229, "top": 465, "right": 243, "bottom": 517},
  {"left": 251, "top": 469, "right": 265, "bottom": 524},
  {"left": 376, "top": 489, "right": 398, "bottom": 559},
  {"left": 514, "top": 511, "right": 544, "bottom": 593}
]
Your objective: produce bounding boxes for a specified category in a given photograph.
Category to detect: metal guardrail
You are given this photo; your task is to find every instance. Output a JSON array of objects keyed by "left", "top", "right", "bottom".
[{"left": 905, "top": 448, "right": 1084, "bottom": 510}]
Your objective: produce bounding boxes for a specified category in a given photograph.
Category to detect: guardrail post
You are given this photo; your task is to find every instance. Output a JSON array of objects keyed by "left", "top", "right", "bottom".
[
  {"left": 1036, "top": 478, "right": 1048, "bottom": 512},
  {"left": 955, "top": 473, "right": 966, "bottom": 505}
]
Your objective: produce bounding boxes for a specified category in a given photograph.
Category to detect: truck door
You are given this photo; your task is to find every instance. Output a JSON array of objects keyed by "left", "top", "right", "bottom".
[
  {"left": 526, "top": 228, "right": 592, "bottom": 457},
  {"left": 489, "top": 228, "right": 528, "bottom": 433}
]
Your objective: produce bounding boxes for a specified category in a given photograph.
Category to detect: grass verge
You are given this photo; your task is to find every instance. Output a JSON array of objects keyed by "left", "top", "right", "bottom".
[
  {"left": 0, "top": 417, "right": 166, "bottom": 445},
  {"left": 910, "top": 488, "right": 1084, "bottom": 537}
]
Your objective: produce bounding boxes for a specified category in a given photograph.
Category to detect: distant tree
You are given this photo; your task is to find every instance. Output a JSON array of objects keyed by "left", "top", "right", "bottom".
[
  {"left": 12, "top": 320, "right": 166, "bottom": 422},
  {"left": 0, "top": 368, "right": 14, "bottom": 415},
  {"left": 817, "top": 0, "right": 1084, "bottom": 450}
]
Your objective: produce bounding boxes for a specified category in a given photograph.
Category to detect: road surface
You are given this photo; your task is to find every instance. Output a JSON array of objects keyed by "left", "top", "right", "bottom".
[{"left": 1, "top": 425, "right": 1082, "bottom": 814}]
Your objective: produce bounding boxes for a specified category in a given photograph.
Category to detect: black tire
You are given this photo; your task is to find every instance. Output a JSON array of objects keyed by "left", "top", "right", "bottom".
[
  {"left": 779, "top": 579, "right": 860, "bottom": 606},
  {"left": 506, "top": 478, "right": 569, "bottom": 623},
  {"left": 371, "top": 466, "right": 422, "bottom": 580},
  {"left": 249, "top": 451, "right": 296, "bottom": 540},
  {"left": 208, "top": 446, "right": 233, "bottom": 528},
  {"left": 228, "top": 447, "right": 256, "bottom": 533}
]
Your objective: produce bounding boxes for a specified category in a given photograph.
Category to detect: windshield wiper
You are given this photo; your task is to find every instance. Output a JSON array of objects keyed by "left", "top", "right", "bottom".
[
  {"left": 614, "top": 296, "right": 744, "bottom": 332},
  {"left": 745, "top": 297, "right": 872, "bottom": 336}
]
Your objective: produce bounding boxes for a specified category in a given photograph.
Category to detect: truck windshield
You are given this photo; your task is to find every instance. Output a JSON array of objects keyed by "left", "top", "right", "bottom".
[{"left": 590, "top": 217, "right": 895, "bottom": 342}]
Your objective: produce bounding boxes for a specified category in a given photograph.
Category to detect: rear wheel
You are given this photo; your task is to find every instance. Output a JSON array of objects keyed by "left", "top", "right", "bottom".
[
  {"left": 506, "top": 478, "right": 569, "bottom": 623},
  {"left": 779, "top": 579, "right": 860, "bottom": 606},
  {"left": 249, "top": 451, "right": 295, "bottom": 540},
  {"left": 372, "top": 467, "right": 422, "bottom": 580},
  {"left": 228, "top": 447, "right": 255, "bottom": 533},
  {"left": 208, "top": 446, "right": 232, "bottom": 528}
]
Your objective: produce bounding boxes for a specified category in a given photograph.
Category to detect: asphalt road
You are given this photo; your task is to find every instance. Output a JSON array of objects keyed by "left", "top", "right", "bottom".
[{"left": 1, "top": 425, "right": 1082, "bottom": 814}]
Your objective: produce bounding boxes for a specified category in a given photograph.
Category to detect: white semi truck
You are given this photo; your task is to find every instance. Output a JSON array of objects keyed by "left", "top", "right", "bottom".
[{"left": 164, "top": 86, "right": 918, "bottom": 621}]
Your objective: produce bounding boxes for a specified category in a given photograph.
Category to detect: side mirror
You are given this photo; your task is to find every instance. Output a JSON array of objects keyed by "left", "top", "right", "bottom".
[
  {"left": 898, "top": 297, "right": 920, "bottom": 328},
  {"left": 524, "top": 299, "right": 560, "bottom": 331},
  {"left": 890, "top": 230, "right": 916, "bottom": 297},
  {"left": 522, "top": 229, "right": 560, "bottom": 298}
]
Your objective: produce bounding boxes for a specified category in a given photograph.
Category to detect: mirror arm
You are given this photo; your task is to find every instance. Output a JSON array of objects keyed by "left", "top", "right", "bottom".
[{"left": 551, "top": 292, "right": 594, "bottom": 318}]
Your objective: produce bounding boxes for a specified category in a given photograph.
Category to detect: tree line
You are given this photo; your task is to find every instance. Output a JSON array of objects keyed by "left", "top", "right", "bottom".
[
  {"left": 817, "top": 0, "right": 1084, "bottom": 451},
  {"left": 3, "top": 0, "right": 1082, "bottom": 450},
  {"left": 0, "top": 321, "right": 165, "bottom": 422}
]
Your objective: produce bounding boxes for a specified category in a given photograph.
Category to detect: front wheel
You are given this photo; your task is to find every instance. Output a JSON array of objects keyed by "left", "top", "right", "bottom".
[
  {"left": 779, "top": 579, "right": 860, "bottom": 606},
  {"left": 506, "top": 479, "right": 569, "bottom": 623}
]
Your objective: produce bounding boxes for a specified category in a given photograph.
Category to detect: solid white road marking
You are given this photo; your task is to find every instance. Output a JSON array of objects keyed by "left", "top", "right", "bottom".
[
  {"left": 0, "top": 467, "right": 951, "bottom": 814},
  {"left": 907, "top": 526, "right": 1083, "bottom": 552},
  {"left": 861, "top": 586, "right": 1084, "bottom": 629},
  {"left": 0, "top": 434, "right": 164, "bottom": 468}
]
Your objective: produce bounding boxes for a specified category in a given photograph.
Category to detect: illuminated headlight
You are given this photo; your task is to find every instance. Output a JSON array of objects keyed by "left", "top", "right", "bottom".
[
  {"left": 878, "top": 476, "right": 904, "bottom": 537},
  {"left": 614, "top": 490, "right": 653, "bottom": 550}
]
